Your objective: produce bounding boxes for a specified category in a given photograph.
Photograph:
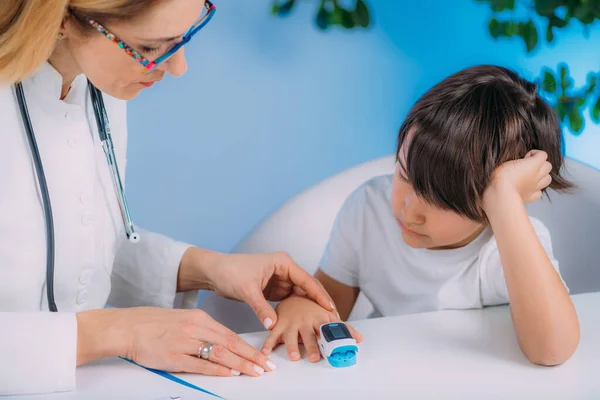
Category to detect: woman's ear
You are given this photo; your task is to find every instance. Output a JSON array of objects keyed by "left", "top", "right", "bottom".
[{"left": 59, "top": 9, "right": 76, "bottom": 40}]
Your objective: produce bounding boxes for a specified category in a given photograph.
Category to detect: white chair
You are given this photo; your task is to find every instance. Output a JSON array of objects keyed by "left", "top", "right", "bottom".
[{"left": 199, "top": 156, "right": 600, "bottom": 334}]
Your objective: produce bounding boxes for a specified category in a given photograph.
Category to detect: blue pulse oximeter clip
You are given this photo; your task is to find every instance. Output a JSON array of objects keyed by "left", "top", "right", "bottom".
[{"left": 317, "top": 322, "right": 359, "bottom": 368}]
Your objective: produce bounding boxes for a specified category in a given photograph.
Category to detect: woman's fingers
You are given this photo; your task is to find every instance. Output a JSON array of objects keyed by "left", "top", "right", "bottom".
[
  {"left": 181, "top": 339, "right": 263, "bottom": 377},
  {"left": 177, "top": 354, "right": 237, "bottom": 377},
  {"left": 188, "top": 313, "right": 276, "bottom": 373},
  {"left": 244, "top": 288, "right": 278, "bottom": 330},
  {"left": 207, "top": 342, "right": 266, "bottom": 377},
  {"left": 220, "top": 331, "right": 276, "bottom": 372},
  {"left": 274, "top": 253, "right": 335, "bottom": 312}
]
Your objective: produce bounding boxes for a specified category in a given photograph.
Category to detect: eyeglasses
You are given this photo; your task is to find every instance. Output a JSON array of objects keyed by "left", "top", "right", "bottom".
[{"left": 85, "top": 0, "right": 216, "bottom": 75}]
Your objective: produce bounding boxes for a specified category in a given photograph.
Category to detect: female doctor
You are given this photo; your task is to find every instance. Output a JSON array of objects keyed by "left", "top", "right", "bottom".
[{"left": 0, "top": 0, "right": 336, "bottom": 395}]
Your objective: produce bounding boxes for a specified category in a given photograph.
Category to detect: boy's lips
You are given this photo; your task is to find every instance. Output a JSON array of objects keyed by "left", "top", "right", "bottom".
[{"left": 397, "top": 219, "right": 426, "bottom": 237}]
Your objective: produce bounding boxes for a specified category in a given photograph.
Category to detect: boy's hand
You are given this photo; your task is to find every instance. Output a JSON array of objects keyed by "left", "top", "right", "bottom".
[
  {"left": 261, "top": 296, "right": 362, "bottom": 363},
  {"left": 483, "top": 150, "right": 553, "bottom": 208}
]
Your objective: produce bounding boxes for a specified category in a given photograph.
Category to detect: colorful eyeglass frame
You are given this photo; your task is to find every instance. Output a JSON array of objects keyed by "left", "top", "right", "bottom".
[{"left": 86, "top": 0, "right": 216, "bottom": 74}]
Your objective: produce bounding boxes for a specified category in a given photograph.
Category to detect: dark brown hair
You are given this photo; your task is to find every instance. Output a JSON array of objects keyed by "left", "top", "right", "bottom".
[{"left": 396, "top": 65, "right": 572, "bottom": 221}]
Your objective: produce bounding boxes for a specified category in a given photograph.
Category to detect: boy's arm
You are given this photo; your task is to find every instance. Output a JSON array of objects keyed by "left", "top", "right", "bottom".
[
  {"left": 483, "top": 151, "right": 579, "bottom": 366},
  {"left": 315, "top": 269, "right": 360, "bottom": 321}
]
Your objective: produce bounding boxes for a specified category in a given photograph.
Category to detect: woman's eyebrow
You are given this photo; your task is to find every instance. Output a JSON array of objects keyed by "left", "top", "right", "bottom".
[{"left": 135, "top": 34, "right": 181, "bottom": 43}]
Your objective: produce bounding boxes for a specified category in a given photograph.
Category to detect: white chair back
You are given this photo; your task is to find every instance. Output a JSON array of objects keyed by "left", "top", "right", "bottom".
[{"left": 199, "top": 156, "right": 600, "bottom": 333}]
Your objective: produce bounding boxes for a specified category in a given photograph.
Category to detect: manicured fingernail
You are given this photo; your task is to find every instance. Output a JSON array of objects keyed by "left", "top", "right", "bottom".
[
  {"left": 263, "top": 318, "right": 273, "bottom": 329},
  {"left": 309, "top": 353, "right": 320, "bottom": 362},
  {"left": 330, "top": 302, "right": 336, "bottom": 309},
  {"left": 266, "top": 360, "right": 277, "bottom": 371},
  {"left": 290, "top": 352, "right": 300, "bottom": 360},
  {"left": 253, "top": 365, "right": 265, "bottom": 375},
  {"left": 231, "top": 369, "right": 241, "bottom": 376}
]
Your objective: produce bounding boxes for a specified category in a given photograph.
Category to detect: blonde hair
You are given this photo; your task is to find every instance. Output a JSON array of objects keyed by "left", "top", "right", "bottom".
[{"left": 0, "top": 0, "right": 162, "bottom": 84}]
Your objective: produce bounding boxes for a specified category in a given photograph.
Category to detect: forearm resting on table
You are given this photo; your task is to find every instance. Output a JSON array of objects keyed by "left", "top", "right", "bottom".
[
  {"left": 485, "top": 189, "right": 579, "bottom": 366},
  {"left": 314, "top": 269, "right": 360, "bottom": 321},
  {"left": 76, "top": 309, "right": 127, "bottom": 366}
]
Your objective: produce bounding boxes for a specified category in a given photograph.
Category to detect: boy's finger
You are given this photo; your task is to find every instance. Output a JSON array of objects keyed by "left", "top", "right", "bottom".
[
  {"left": 532, "top": 150, "right": 548, "bottom": 161},
  {"left": 537, "top": 175, "right": 552, "bottom": 190},
  {"left": 283, "top": 328, "right": 302, "bottom": 361},
  {"left": 261, "top": 330, "right": 282, "bottom": 356},
  {"left": 300, "top": 326, "right": 320, "bottom": 363},
  {"left": 539, "top": 161, "right": 552, "bottom": 177},
  {"left": 347, "top": 324, "right": 364, "bottom": 343},
  {"left": 528, "top": 190, "right": 543, "bottom": 203}
]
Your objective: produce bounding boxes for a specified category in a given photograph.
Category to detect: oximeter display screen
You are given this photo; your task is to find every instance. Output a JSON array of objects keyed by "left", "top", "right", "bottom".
[{"left": 322, "top": 323, "right": 352, "bottom": 342}]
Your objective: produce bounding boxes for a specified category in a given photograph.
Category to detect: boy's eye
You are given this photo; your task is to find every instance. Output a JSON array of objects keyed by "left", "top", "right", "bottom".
[{"left": 398, "top": 173, "right": 410, "bottom": 183}]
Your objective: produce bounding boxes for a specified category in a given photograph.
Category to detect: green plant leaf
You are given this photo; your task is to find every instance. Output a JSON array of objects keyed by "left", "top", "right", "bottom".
[
  {"left": 272, "top": 0, "right": 296, "bottom": 16},
  {"left": 542, "top": 70, "right": 557, "bottom": 93},
  {"left": 559, "top": 64, "right": 574, "bottom": 91},
  {"left": 355, "top": 0, "right": 370, "bottom": 28},
  {"left": 489, "top": 18, "right": 501, "bottom": 38},
  {"left": 520, "top": 20, "right": 538, "bottom": 52},
  {"left": 556, "top": 103, "right": 567, "bottom": 122},
  {"left": 535, "top": 0, "right": 561, "bottom": 17},
  {"left": 488, "top": 19, "right": 515, "bottom": 38},
  {"left": 568, "top": 109, "right": 584, "bottom": 133},
  {"left": 573, "top": 4, "right": 594, "bottom": 24},
  {"left": 491, "top": 0, "right": 515, "bottom": 12},
  {"left": 550, "top": 14, "right": 568, "bottom": 28},
  {"left": 587, "top": 75, "right": 597, "bottom": 94},
  {"left": 506, "top": 21, "right": 518, "bottom": 36},
  {"left": 592, "top": 97, "right": 600, "bottom": 122},
  {"left": 316, "top": 6, "right": 330, "bottom": 30},
  {"left": 338, "top": 7, "right": 355, "bottom": 29},
  {"left": 329, "top": 4, "right": 355, "bottom": 28}
]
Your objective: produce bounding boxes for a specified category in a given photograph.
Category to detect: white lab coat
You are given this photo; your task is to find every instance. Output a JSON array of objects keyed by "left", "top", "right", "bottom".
[{"left": 0, "top": 63, "right": 197, "bottom": 395}]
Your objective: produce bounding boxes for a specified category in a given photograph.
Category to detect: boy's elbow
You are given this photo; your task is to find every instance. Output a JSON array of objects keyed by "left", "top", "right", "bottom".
[
  {"left": 523, "top": 333, "right": 580, "bottom": 366},
  {"left": 526, "top": 351, "right": 572, "bottom": 367}
]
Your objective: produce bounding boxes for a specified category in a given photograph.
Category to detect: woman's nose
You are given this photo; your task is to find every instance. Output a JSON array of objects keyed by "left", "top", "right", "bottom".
[{"left": 165, "top": 48, "right": 188, "bottom": 77}]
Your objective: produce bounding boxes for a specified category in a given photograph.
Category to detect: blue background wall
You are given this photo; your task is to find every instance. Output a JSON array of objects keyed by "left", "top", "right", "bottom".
[{"left": 127, "top": 0, "right": 600, "bottom": 253}]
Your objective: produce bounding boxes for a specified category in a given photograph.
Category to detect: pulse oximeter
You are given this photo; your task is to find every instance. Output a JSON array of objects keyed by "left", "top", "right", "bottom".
[{"left": 317, "top": 322, "right": 358, "bottom": 368}]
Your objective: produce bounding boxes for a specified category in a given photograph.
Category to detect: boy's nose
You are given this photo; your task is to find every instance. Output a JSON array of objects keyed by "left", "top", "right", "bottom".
[{"left": 403, "top": 193, "right": 425, "bottom": 225}]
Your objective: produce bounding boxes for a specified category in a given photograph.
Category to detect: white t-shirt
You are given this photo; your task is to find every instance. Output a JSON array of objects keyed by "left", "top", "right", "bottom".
[{"left": 320, "top": 175, "right": 565, "bottom": 318}]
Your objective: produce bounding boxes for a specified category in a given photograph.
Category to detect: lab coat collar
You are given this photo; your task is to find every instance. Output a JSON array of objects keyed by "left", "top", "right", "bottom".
[{"left": 30, "top": 62, "right": 88, "bottom": 107}]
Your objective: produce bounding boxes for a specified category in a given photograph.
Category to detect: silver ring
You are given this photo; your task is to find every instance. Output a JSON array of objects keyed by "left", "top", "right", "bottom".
[{"left": 198, "top": 342, "right": 213, "bottom": 360}]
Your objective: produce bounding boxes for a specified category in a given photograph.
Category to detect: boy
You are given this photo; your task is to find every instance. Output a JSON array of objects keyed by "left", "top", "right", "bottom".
[{"left": 262, "top": 65, "right": 579, "bottom": 366}]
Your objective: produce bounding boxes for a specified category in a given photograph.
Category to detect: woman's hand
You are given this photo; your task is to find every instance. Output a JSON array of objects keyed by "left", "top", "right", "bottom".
[
  {"left": 76, "top": 307, "right": 276, "bottom": 377},
  {"left": 179, "top": 248, "right": 335, "bottom": 330}
]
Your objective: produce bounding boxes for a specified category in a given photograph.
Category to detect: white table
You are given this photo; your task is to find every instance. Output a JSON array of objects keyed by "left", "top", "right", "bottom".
[
  {"left": 9, "top": 292, "right": 600, "bottom": 399},
  {"left": 184, "top": 292, "right": 600, "bottom": 399}
]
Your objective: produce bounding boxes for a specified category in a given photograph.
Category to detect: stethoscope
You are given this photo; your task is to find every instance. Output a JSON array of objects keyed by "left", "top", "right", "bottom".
[{"left": 14, "top": 81, "right": 140, "bottom": 312}]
